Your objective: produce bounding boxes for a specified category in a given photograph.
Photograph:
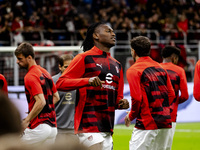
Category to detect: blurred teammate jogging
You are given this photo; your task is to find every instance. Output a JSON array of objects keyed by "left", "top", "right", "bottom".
[{"left": 125, "top": 36, "right": 175, "bottom": 150}]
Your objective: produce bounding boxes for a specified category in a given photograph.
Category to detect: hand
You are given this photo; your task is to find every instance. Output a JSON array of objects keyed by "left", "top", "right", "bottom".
[
  {"left": 124, "top": 111, "right": 131, "bottom": 127},
  {"left": 89, "top": 76, "right": 105, "bottom": 87},
  {"left": 21, "top": 118, "right": 30, "bottom": 132},
  {"left": 118, "top": 99, "right": 129, "bottom": 109}
]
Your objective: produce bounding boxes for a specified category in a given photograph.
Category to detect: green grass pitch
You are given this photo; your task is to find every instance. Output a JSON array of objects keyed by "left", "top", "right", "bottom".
[{"left": 113, "top": 122, "right": 200, "bottom": 150}]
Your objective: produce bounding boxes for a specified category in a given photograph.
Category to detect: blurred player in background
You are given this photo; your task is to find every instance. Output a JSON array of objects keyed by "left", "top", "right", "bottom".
[
  {"left": 15, "top": 42, "right": 60, "bottom": 145},
  {"left": 160, "top": 45, "right": 189, "bottom": 148},
  {"left": 125, "top": 36, "right": 175, "bottom": 150},
  {"left": 52, "top": 54, "right": 78, "bottom": 141},
  {"left": 0, "top": 91, "right": 22, "bottom": 136},
  {"left": 0, "top": 74, "right": 8, "bottom": 96},
  {"left": 193, "top": 57, "right": 200, "bottom": 101},
  {"left": 56, "top": 22, "right": 129, "bottom": 150}
]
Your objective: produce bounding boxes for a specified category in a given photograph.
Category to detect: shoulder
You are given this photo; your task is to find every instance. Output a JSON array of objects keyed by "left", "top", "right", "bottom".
[
  {"left": 127, "top": 66, "right": 140, "bottom": 76},
  {"left": 0, "top": 74, "right": 6, "bottom": 80}
]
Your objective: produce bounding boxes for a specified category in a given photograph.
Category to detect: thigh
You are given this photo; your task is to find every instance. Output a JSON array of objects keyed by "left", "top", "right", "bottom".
[
  {"left": 78, "top": 133, "right": 104, "bottom": 148},
  {"left": 21, "top": 124, "right": 54, "bottom": 145},
  {"left": 129, "top": 128, "right": 158, "bottom": 150},
  {"left": 154, "top": 128, "right": 171, "bottom": 150},
  {"left": 44, "top": 127, "right": 57, "bottom": 145},
  {"left": 101, "top": 133, "right": 113, "bottom": 150}
]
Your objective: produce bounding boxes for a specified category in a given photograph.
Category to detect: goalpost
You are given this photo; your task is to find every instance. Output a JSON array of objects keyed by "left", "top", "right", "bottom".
[{"left": 0, "top": 46, "right": 82, "bottom": 86}]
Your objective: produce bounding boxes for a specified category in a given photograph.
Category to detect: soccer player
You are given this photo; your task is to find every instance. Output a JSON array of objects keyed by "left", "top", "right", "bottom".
[
  {"left": 56, "top": 22, "right": 129, "bottom": 150},
  {"left": 0, "top": 74, "right": 8, "bottom": 96},
  {"left": 124, "top": 36, "right": 175, "bottom": 150},
  {"left": 14, "top": 42, "right": 60, "bottom": 145},
  {"left": 160, "top": 45, "right": 189, "bottom": 148},
  {"left": 52, "top": 54, "right": 78, "bottom": 141},
  {"left": 193, "top": 59, "right": 200, "bottom": 101}
]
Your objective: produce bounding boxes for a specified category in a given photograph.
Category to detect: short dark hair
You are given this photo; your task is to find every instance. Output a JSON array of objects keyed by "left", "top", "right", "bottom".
[
  {"left": 81, "top": 22, "right": 106, "bottom": 52},
  {"left": 161, "top": 45, "right": 180, "bottom": 58},
  {"left": 14, "top": 42, "right": 35, "bottom": 58},
  {"left": 59, "top": 54, "right": 74, "bottom": 67},
  {"left": 130, "top": 36, "right": 151, "bottom": 57}
]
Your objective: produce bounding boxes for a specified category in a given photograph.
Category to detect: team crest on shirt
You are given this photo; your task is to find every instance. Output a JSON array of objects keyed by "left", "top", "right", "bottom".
[
  {"left": 88, "top": 135, "right": 93, "bottom": 141},
  {"left": 106, "top": 73, "right": 113, "bottom": 84}
]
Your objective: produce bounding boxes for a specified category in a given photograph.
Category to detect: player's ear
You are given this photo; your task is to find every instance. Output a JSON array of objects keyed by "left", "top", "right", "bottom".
[
  {"left": 93, "top": 33, "right": 99, "bottom": 40},
  {"left": 58, "top": 64, "right": 62, "bottom": 71},
  {"left": 27, "top": 55, "right": 32, "bottom": 60}
]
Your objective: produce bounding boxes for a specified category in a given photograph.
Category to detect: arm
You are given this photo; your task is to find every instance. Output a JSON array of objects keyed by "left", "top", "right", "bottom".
[
  {"left": 125, "top": 69, "right": 142, "bottom": 124},
  {"left": 56, "top": 54, "right": 90, "bottom": 91},
  {"left": 22, "top": 93, "right": 46, "bottom": 131},
  {"left": 56, "top": 54, "right": 104, "bottom": 91},
  {"left": 193, "top": 61, "right": 200, "bottom": 101},
  {"left": 166, "top": 73, "right": 176, "bottom": 105},
  {"left": 53, "top": 91, "right": 60, "bottom": 104},
  {"left": 178, "top": 69, "right": 189, "bottom": 103},
  {"left": 115, "top": 65, "right": 129, "bottom": 109}
]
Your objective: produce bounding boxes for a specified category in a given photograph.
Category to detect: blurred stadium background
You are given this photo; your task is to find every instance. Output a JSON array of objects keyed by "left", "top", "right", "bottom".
[{"left": 1, "top": 0, "right": 200, "bottom": 149}]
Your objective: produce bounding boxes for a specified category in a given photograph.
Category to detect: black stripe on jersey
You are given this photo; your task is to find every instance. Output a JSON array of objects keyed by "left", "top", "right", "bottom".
[{"left": 87, "top": 90, "right": 108, "bottom": 97}]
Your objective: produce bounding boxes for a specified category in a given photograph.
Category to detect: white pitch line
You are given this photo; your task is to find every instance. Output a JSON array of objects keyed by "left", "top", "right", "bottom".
[{"left": 175, "top": 129, "right": 200, "bottom": 133}]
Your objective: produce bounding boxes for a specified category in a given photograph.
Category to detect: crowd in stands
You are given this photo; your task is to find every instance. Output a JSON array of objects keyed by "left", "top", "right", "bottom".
[{"left": 0, "top": 0, "right": 200, "bottom": 46}]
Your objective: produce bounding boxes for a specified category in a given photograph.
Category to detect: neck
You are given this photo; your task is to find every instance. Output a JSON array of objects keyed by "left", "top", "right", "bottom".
[
  {"left": 162, "top": 57, "right": 172, "bottom": 63},
  {"left": 28, "top": 60, "right": 37, "bottom": 70},
  {"left": 94, "top": 43, "right": 111, "bottom": 53},
  {"left": 135, "top": 55, "right": 140, "bottom": 61}
]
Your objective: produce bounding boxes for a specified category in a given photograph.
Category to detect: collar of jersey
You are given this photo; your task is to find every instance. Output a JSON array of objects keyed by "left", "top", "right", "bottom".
[
  {"left": 92, "top": 46, "right": 111, "bottom": 56},
  {"left": 28, "top": 65, "right": 38, "bottom": 72},
  {"left": 136, "top": 56, "right": 152, "bottom": 63}
]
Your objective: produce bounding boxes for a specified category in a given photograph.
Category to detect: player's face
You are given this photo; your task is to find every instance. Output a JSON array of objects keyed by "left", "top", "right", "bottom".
[
  {"left": 16, "top": 54, "right": 29, "bottom": 69},
  {"left": 95, "top": 24, "right": 116, "bottom": 48},
  {"left": 59, "top": 59, "right": 72, "bottom": 73}
]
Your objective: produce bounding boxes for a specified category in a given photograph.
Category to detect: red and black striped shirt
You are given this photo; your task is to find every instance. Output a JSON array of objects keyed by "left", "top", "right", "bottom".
[
  {"left": 25, "top": 65, "right": 57, "bottom": 129},
  {"left": 56, "top": 46, "right": 124, "bottom": 134},
  {"left": 160, "top": 62, "right": 189, "bottom": 122},
  {"left": 127, "top": 56, "right": 175, "bottom": 130}
]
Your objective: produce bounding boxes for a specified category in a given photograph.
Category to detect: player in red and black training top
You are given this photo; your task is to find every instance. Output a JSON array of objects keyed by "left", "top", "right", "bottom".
[
  {"left": 124, "top": 36, "right": 175, "bottom": 150},
  {"left": 56, "top": 22, "right": 129, "bottom": 150},
  {"left": 160, "top": 45, "right": 189, "bottom": 148},
  {"left": 15, "top": 42, "right": 60, "bottom": 145},
  {"left": 0, "top": 74, "right": 8, "bottom": 96}
]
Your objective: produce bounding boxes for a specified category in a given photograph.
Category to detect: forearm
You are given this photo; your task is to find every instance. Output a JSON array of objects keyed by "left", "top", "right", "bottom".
[
  {"left": 56, "top": 77, "right": 90, "bottom": 91},
  {"left": 179, "top": 89, "right": 189, "bottom": 104},
  {"left": 129, "top": 98, "right": 141, "bottom": 121},
  {"left": 25, "top": 94, "right": 46, "bottom": 122},
  {"left": 53, "top": 91, "right": 60, "bottom": 104}
]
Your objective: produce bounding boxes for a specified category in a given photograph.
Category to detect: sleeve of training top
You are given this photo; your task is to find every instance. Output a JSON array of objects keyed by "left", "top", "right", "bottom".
[
  {"left": 126, "top": 68, "right": 141, "bottom": 121},
  {"left": 178, "top": 68, "right": 189, "bottom": 103},
  {"left": 166, "top": 72, "right": 176, "bottom": 106},
  {"left": 56, "top": 54, "right": 90, "bottom": 91},
  {"left": 25, "top": 75, "right": 43, "bottom": 96},
  {"left": 193, "top": 61, "right": 200, "bottom": 101},
  {"left": 116, "top": 66, "right": 124, "bottom": 109}
]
